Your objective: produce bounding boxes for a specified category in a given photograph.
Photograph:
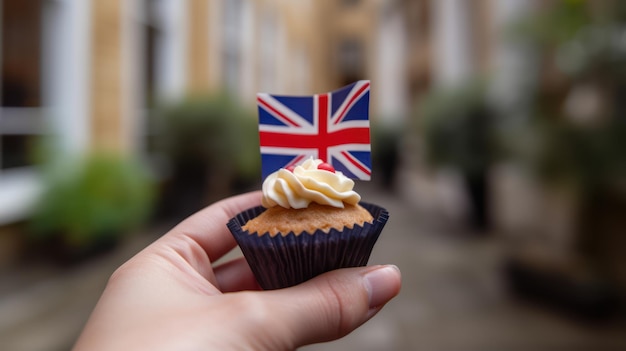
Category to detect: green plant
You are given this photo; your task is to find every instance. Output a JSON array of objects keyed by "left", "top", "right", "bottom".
[
  {"left": 529, "top": 117, "right": 626, "bottom": 194},
  {"left": 416, "top": 80, "right": 497, "bottom": 229},
  {"left": 418, "top": 80, "right": 495, "bottom": 177},
  {"left": 371, "top": 120, "right": 401, "bottom": 188},
  {"left": 505, "top": 0, "right": 626, "bottom": 289},
  {"left": 510, "top": 0, "right": 626, "bottom": 195},
  {"left": 157, "top": 94, "right": 260, "bottom": 183},
  {"left": 30, "top": 153, "right": 155, "bottom": 248}
]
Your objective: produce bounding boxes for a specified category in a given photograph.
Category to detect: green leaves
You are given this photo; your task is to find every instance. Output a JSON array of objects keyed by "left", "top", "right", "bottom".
[{"left": 30, "top": 153, "right": 155, "bottom": 247}]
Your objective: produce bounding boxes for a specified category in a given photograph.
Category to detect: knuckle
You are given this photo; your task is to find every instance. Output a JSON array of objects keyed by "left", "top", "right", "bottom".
[
  {"left": 228, "top": 293, "right": 295, "bottom": 350},
  {"left": 232, "top": 292, "right": 273, "bottom": 326},
  {"left": 315, "top": 275, "right": 364, "bottom": 338}
]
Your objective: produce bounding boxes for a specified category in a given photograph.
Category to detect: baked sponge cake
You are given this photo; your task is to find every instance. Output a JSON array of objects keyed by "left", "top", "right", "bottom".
[
  {"left": 228, "top": 158, "right": 388, "bottom": 289},
  {"left": 243, "top": 202, "right": 373, "bottom": 236}
]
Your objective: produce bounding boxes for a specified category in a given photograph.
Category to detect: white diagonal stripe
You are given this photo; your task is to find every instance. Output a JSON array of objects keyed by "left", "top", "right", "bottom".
[{"left": 258, "top": 93, "right": 314, "bottom": 128}]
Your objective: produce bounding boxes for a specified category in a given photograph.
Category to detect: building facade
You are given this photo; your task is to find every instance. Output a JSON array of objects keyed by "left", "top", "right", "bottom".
[{"left": 0, "top": 0, "right": 410, "bottom": 227}]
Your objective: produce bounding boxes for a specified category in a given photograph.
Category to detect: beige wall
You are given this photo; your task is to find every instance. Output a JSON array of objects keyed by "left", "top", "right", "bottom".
[
  {"left": 90, "top": 0, "right": 125, "bottom": 152},
  {"left": 85, "top": 0, "right": 419, "bottom": 153},
  {"left": 187, "top": 0, "right": 211, "bottom": 94}
]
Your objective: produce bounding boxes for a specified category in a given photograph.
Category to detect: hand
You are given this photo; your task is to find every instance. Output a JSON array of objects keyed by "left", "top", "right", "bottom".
[{"left": 73, "top": 191, "right": 401, "bottom": 350}]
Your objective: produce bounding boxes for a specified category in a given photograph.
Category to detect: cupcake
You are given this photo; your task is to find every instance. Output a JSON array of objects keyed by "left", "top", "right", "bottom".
[{"left": 227, "top": 158, "right": 389, "bottom": 290}]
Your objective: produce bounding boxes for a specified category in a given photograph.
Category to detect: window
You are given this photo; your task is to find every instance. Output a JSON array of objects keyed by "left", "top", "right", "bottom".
[
  {"left": 141, "top": 0, "right": 165, "bottom": 108},
  {"left": 0, "top": 0, "right": 49, "bottom": 225},
  {"left": 138, "top": 0, "right": 189, "bottom": 161},
  {"left": 222, "top": 0, "right": 243, "bottom": 94},
  {"left": 341, "top": 0, "right": 361, "bottom": 8},
  {"left": 259, "top": 9, "right": 277, "bottom": 93},
  {"left": 1, "top": 0, "right": 45, "bottom": 171}
]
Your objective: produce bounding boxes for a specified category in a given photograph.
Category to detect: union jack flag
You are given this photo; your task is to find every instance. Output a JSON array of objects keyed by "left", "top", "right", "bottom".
[{"left": 257, "top": 80, "right": 371, "bottom": 180}]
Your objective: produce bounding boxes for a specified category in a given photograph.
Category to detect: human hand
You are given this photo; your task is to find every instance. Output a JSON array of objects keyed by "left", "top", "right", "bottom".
[{"left": 73, "top": 191, "right": 401, "bottom": 350}]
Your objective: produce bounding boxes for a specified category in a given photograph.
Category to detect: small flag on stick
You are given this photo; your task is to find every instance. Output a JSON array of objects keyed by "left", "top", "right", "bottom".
[{"left": 257, "top": 80, "right": 371, "bottom": 180}]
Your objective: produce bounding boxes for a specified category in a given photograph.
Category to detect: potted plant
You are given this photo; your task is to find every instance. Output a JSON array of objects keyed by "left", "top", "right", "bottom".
[
  {"left": 154, "top": 94, "right": 260, "bottom": 219},
  {"left": 502, "top": 0, "right": 626, "bottom": 320},
  {"left": 29, "top": 152, "right": 155, "bottom": 263},
  {"left": 371, "top": 120, "right": 401, "bottom": 190},
  {"left": 417, "top": 80, "right": 496, "bottom": 230}
]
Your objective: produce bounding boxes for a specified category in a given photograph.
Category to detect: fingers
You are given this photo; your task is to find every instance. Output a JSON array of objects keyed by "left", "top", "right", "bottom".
[
  {"left": 213, "top": 257, "right": 261, "bottom": 292},
  {"left": 264, "top": 265, "right": 401, "bottom": 348},
  {"left": 164, "top": 191, "right": 262, "bottom": 263}
]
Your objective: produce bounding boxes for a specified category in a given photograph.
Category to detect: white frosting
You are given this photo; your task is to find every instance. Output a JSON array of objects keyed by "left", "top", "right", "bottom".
[{"left": 261, "top": 158, "right": 361, "bottom": 209}]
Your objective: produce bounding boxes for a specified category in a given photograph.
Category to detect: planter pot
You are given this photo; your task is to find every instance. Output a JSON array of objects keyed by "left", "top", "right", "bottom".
[
  {"left": 504, "top": 257, "right": 620, "bottom": 322},
  {"left": 464, "top": 172, "right": 490, "bottom": 232},
  {"left": 29, "top": 233, "right": 120, "bottom": 266}
]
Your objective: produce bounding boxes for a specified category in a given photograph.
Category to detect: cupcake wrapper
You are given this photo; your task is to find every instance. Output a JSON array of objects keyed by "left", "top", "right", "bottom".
[{"left": 227, "top": 202, "right": 389, "bottom": 290}]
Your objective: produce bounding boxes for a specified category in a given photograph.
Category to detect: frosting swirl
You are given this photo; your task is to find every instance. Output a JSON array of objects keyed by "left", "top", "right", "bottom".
[{"left": 261, "top": 158, "right": 361, "bottom": 209}]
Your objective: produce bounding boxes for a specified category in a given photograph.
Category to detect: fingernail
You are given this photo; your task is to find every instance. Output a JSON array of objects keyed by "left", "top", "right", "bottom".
[{"left": 363, "top": 265, "right": 401, "bottom": 309}]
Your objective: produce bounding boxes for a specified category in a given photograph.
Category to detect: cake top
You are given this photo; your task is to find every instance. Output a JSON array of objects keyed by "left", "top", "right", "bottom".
[{"left": 261, "top": 158, "right": 361, "bottom": 209}]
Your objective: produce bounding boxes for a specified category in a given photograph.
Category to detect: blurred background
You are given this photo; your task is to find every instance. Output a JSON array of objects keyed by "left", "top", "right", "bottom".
[{"left": 1, "top": 0, "right": 626, "bottom": 350}]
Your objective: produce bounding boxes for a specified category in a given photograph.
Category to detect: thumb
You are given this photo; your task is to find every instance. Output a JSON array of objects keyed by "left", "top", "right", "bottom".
[{"left": 265, "top": 265, "right": 401, "bottom": 348}]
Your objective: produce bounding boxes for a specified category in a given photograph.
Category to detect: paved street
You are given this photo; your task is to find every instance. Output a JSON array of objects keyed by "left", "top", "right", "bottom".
[
  {"left": 1, "top": 178, "right": 626, "bottom": 350},
  {"left": 305, "top": 180, "right": 626, "bottom": 351}
]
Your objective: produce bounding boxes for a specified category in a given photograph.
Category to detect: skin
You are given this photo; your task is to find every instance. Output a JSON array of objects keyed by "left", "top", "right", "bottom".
[{"left": 73, "top": 191, "right": 401, "bottom": 351}]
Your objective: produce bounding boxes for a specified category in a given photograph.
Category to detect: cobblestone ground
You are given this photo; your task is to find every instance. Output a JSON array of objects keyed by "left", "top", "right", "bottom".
[{"left": 1, "top": 180, "right": 625, "bottom": 351}]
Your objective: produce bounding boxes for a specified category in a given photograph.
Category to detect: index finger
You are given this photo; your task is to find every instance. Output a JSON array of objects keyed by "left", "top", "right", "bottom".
[{"left": 163, "top": 191, "right": 262, "bottom": 263}]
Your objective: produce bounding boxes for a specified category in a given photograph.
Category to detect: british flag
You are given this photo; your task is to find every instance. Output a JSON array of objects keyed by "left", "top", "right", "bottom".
[{"left": 257, "top": 80, "right": 371, "bottom": 180}]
